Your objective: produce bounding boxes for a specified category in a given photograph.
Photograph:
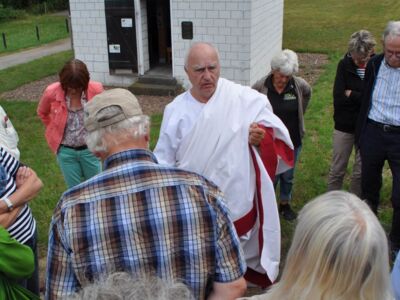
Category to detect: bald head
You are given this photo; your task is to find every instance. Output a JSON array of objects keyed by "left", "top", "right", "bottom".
[
  {"left": 184, "top": 42, "right": 221, "bottom": 103},
  {"left": 184, "top": 42, "right": 220, "bottom": 68}
]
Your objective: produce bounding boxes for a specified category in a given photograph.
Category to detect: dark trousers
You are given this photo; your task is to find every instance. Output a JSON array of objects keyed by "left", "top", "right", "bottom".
[
  {"left": 18, "top": 229, "right": 40, "bottom": 295},
  {"left": 360, "top": 122, "right": 400, "bottom": 250}
]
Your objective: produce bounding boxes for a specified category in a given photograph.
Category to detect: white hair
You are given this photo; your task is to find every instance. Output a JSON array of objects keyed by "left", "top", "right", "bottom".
[
  {"left": 85, "top": 113, "right": 150, "bottom": 154},
  {"left": 270, "top": 49, "right": 299, "bottom": 76},
  {"left": 66, "top": 272, "right": 194, "bottom": 300},
  {"left": 257, "top": 191, "right": 392, "bottom": 300},
  {"left": 383, "top": 20, "right": 400, "bottom": 43}
]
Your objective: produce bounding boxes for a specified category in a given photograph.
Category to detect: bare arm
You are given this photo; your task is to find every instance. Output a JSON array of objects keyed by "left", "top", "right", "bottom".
[
  {"left": 0, "top": 167, "right": 43, "bottom": 216},
  {"left": 208, "top": 277, "right": 247, "bottom": 300}
]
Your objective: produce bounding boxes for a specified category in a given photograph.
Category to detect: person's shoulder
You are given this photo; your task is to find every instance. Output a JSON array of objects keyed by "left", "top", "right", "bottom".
[
  {"left": 157, "top": 164, "right": 224, "bottom": 200},
  {"left": 252, "top": 75, "right": 268, "bottom": 91},
  {"left": 88, "top": 81, "right": 104, "bottom": 92},
  {"left": 44, "top": 82, "right": 62, "bottom": 93},
  {"left": 163, "top": 90, "right": 190, "bottom": 113},
  {"left": 293, "top": 76, "right": 311, "bottom": 89}
]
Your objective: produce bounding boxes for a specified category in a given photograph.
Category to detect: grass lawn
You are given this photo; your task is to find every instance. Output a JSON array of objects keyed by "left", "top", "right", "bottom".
[
  {"left": 0, "top": 14, "right": 70, "bottom": 55},
  {"left": 0, "top": 0, "right": 398, "bottom": 279}
]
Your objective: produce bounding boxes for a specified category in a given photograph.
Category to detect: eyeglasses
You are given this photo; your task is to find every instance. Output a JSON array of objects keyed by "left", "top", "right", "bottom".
[{"left": 385, "top": 49, "right": 400, "bottom": 59}]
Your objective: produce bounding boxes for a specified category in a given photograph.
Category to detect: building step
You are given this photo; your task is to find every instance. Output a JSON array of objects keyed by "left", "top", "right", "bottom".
[
  {"left": 137, "top": 75, "right": 177, "bottom": 86},
  {"left": 128, "top": 81, "right": 182, "bottom": 96}
]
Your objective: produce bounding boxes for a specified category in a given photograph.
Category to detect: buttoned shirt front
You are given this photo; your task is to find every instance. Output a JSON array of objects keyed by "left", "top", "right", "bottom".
[
  {"left": 368, "top": 59, "right": 400, "bottom": 125},
  {"left": 45, "top": 149, "right": 245, "bottom": 300}
]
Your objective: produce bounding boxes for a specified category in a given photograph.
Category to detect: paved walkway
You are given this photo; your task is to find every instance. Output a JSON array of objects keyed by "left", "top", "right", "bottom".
[{"left": 0, "top": 37, "right": 72, "bottom": 70}]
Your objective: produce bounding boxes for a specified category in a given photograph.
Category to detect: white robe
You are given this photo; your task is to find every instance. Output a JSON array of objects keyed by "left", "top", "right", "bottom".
[{"left": 154, "top": 78, "right": 293, "bottom": 282}]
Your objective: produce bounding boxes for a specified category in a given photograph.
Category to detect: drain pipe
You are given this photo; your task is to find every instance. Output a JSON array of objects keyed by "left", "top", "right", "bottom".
[{"left": 134, "top": 0, "right": 144, "bottom": 76}]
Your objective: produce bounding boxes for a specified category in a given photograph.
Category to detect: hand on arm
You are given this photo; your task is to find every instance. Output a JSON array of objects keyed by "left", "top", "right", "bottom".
[
  {"left": 0, "top": 167, "right": 43, "bottom": 225},
  {"left": 344, "top": 89, "right": 352, "bottom": 97},
  {"left": 249, "top": 123, "right": 266, "bottom": 146}
]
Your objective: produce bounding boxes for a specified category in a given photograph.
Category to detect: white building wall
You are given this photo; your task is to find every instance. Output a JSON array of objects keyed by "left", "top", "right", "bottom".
[
  {"left": 70, "top": 0, "right": 139, "bottom": 86},
  {"left": 249, "top": 0, "right": 283, "bottom": 85},
  {"left": 69, "top": 0, "right": 283, "bottom": 88},
  {"left": 141, "top": 0, "right": 150, "bottom": 72},
  {"left": 171, "top": 0, "right": 252, "bottom": 88}
]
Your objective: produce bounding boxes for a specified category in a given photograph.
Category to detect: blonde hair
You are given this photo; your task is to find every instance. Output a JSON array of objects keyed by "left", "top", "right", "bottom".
[
  {"left": 348, "top": 30, "right": 376, "bottom": 56},
  {"left": 259, "top": 191, "right": 392, "bottom": 300}
]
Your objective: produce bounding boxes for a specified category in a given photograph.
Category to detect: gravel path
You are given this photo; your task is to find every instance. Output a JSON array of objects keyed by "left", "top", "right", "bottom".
[{"left": 0, "top": 53, "right": 328, "bottom": 115}]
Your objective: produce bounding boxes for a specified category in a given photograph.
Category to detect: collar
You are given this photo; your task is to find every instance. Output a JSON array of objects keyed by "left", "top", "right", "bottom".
[{"left": 104, "top": 148, "right": 158, "bottom": 169}]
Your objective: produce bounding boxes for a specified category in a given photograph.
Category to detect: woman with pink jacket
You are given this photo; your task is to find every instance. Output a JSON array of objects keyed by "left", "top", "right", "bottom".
[{"left": 37, "top": 59, "right": 103, "bottom": 188}]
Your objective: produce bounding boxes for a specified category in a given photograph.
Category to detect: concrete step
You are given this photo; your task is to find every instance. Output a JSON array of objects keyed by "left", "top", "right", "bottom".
[
  {"left": 128, "top": 81, "right": 182, "bottom": 96},
  {"left": 137, "top": 75, "right": 177, "bottom": 86}
]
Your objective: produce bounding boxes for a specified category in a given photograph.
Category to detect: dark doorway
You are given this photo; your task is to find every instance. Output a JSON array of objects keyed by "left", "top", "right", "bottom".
[
  {"left": 147, "top": 0, "right": 171, "bottom": 68},
  {"left": 105, "top": 0, "right": 137, "bottom": 71}
]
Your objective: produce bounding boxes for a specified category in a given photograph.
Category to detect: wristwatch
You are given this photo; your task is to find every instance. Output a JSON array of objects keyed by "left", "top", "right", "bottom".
[{"left": 1, "top": 197, "right": 13, "bottom": 212}]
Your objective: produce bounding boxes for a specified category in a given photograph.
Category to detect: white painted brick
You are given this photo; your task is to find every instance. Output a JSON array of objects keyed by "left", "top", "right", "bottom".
[
  {"left": 206, "top": 10, "right": 219, "bottom": 19},
  {"left": 190, "top": 2, "right": 201, "bottom": 10},
  {"left": 231, "top": 10, "right": 243, "bottom": 19},
  {"left": 195, "top": 10, "right": 206, "bottom": 18}
]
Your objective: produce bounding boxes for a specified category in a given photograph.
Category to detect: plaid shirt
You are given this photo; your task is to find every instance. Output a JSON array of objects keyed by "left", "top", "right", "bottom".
[{"left": 45, "top": 149, "right": 245, "bottom": 300}]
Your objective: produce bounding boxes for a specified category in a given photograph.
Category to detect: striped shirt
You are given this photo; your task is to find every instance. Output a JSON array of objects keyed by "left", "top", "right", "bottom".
[
  {"left": 0, "top": 147, "right": 36, "bottom": 244},
  {"left": 45, "top": 149, "right": 246, "bottom": 300},
  {"left": 368, "top": 59, "right": 400, "bottom": 125},
  {"left": 356, "top": 67, "right": 366, "bottom": 80}
]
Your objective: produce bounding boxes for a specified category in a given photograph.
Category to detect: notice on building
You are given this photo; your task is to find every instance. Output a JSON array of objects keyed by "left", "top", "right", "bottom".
[
  {"left": 121, "top": 18, "right": 133, "bottom": 28},
  {"left": 109, "top": 44, "right": 121, "bottom": 53}
]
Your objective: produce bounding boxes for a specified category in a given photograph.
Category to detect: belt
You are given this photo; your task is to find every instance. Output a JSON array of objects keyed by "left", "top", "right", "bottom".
[
  {"left": 367, "top": 119, "right": 400, "bottom": 133},
  {"left": 61, "top": 144, "right": 88, "bottom": 150}
]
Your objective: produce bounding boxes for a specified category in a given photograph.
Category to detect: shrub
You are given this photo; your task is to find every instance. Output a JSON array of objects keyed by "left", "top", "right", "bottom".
[{"left": 0, "top": 4, "right": 26, "bottom": 22}]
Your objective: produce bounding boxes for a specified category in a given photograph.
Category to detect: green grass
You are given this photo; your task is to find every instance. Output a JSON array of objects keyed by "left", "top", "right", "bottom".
[
  {"left": 0, "top": 0, "right": 398, "bottom": 268},
  {"left": 283, "top": 0, "right": 400, "bottom": 53},
  {"left": 0, "top": 15, "right": 70, "bottom": 54},
  {"left": 0, "top": 50, "right": 73, "bottom": 93}
]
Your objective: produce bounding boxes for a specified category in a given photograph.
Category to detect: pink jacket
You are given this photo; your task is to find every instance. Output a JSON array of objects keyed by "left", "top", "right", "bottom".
[{"left": 37, "top": 81, "right": 104, "bottom": 153}]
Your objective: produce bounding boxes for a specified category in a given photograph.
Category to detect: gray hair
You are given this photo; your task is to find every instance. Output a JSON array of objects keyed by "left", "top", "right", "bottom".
[
  {"left": 184, "top": 42, "right": 220, "bottom": 69},
  {"left": 270, "top": 49, "right": 299, "bottom": 76},
  {"left": 260, "top": 191, "right": 392, "bottom": 300},
  {"left": 383, "top": 20, "right": 400, "bottom": 43},
  {"left": 348, "top": 30, "right": 376, "bottom": 56},
  {"left": 85, "top": 105, "right": 150, "bottom": 154},
  {"left": 66, "top": 272, "right": 194, "bottom": 300}
]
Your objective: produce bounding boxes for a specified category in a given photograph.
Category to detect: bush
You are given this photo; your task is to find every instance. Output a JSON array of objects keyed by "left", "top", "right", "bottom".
[
  {"left": 0, "top": 4, "right": 26, "bottom": 22},
  {"left": 29, "top": 0, "right": 68, "bottom": 14}
]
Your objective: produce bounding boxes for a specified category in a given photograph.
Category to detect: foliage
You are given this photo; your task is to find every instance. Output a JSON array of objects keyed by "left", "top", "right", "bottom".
[
  {"left": 0, "top": 4, "right": 26, "bottom": 22},
  {"left": 0, "top": 0, "right": 68, "bottom": 11},
  {"left": 0, "top": 14, "right": 70, "bottom": 54}
]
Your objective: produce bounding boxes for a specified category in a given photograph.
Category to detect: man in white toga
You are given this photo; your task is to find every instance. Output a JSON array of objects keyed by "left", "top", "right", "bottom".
[{"left": 154, "top": 42, "right": 294, "bottom": 288}]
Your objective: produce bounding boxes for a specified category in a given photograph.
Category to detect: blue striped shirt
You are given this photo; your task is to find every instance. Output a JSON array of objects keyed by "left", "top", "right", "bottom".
[
  {"left": 46, "top": 149, "right": 245, "bottom": 300},
  {"left": 368, "top": 59, "right": 400, "bottom": 125},
  {"left": 0, "top": 147, "right": 36, "bottom": 244}
]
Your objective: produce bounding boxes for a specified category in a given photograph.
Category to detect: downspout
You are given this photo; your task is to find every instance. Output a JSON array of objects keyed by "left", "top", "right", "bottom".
[{"left": 134, "top": 0, "right": 144, "bottom": 76}]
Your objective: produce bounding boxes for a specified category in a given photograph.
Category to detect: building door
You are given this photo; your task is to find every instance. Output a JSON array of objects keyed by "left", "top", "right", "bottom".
[
  {"left": 147, "top": 0, "right": 171, "bottom": 68},
  {"left": 105, "top": 0, "right": 137, "bottom": 71}
]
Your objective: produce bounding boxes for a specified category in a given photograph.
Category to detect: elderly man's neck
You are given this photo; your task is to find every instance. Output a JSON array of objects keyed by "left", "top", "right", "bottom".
[{"left": 100, "top": 138, "right": 149, "bottom": 161}]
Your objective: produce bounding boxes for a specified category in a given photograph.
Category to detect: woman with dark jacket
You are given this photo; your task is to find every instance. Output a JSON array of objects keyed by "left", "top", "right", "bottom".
[
  {"left": 253, "top": 49, "right": 311, "bottom": 221},
  {"left": 327, "top": 30, "right": 376, "bottom": 197}
]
